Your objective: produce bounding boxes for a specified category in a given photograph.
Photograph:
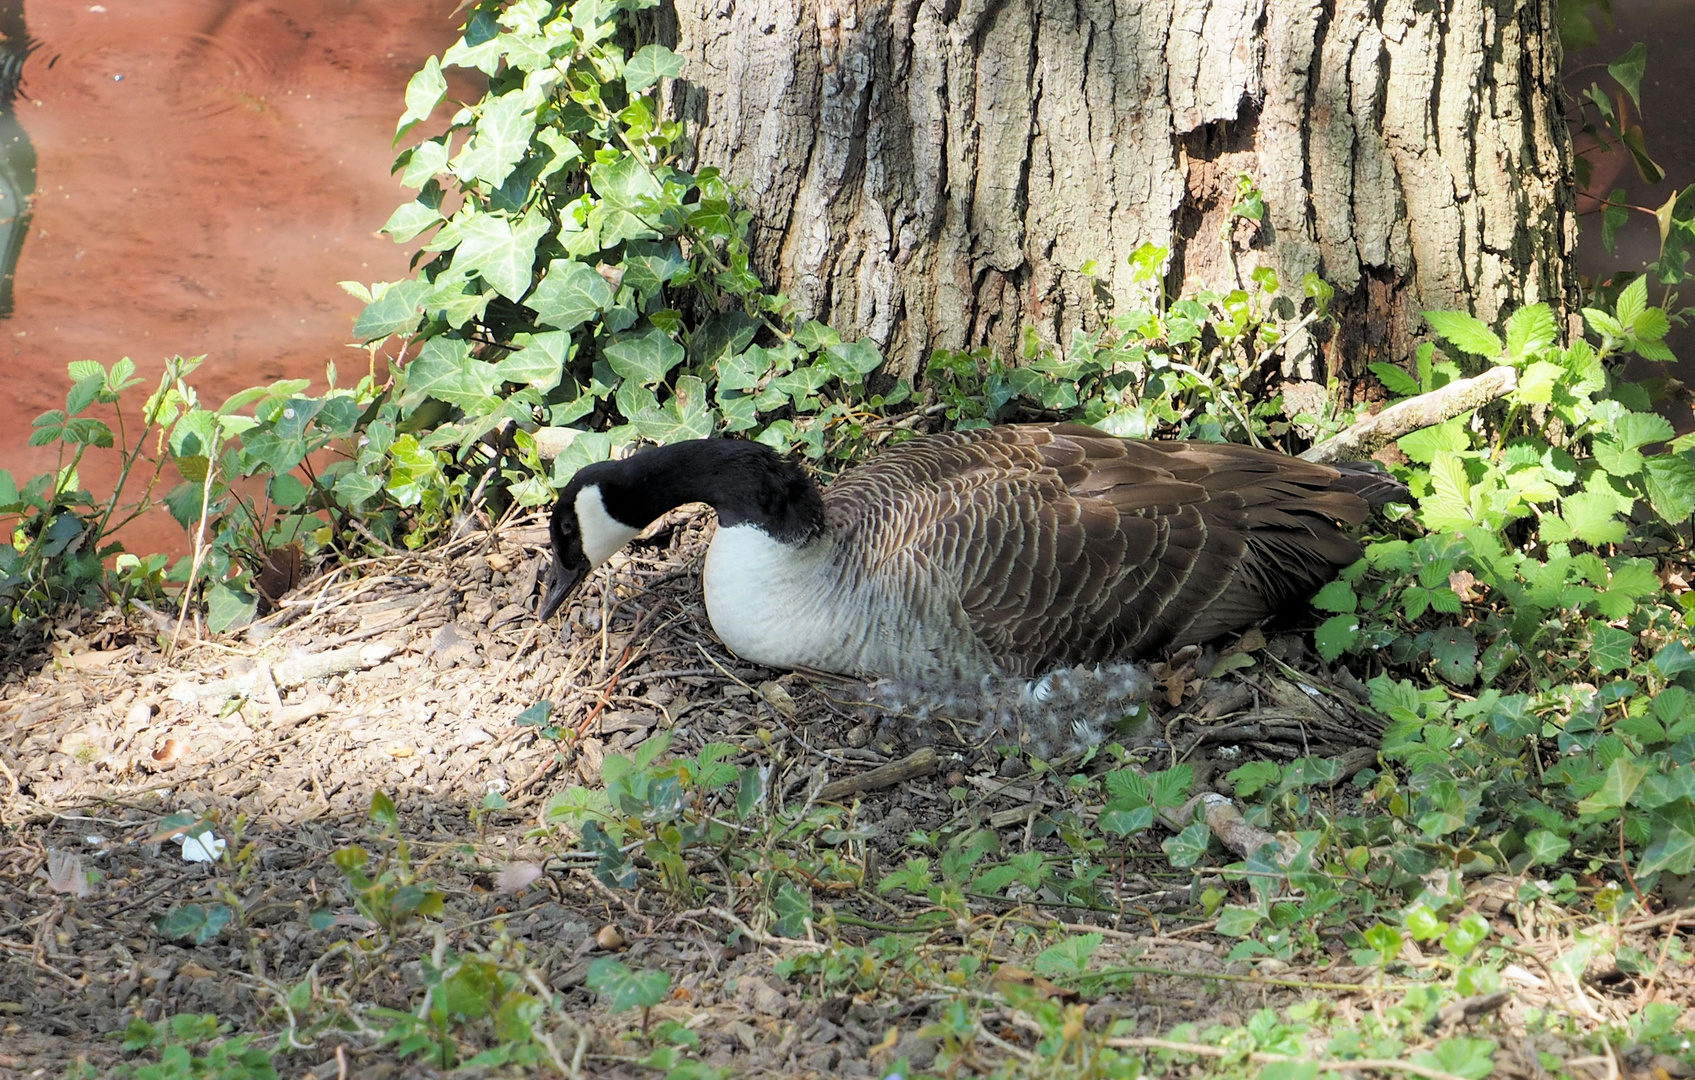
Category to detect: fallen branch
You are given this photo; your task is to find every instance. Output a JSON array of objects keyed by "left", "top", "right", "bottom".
[
  {"left": 1302, "top": 365, "right": 1517, "bottom": 464},
  {"left": 817, "top": 747, "right": 940, "bottom": 802},
  {"left": 167, "top": 643, "right": 396, "bottom": 706}
]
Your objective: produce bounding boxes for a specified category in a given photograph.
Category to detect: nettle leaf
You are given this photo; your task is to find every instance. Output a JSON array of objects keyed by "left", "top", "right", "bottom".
[
  {"left": 1557, "top": 488, "right": 1626, "bottom": 546},
  {"left": 1369, "top": 362, "right": 1420, "bottom": 397},
  {"left": 624, "top": 43, "right": 684, "bottom": 94},
  {"left": 1032, "top": 933, "right": 1102, "bottom": 977},
  {"left": 455, "top": 91, "right": 536, "bottom": 189},
  {"left": 452, "top": 210, "right": 550, "bottom": 301},
  {"left": 1314, "top": 614, "right": 1359, "bottom": 663},
  {"left": 1643, "top": 453, "right": 1695, "bottom": 524},
  {"left": 1514, "top": 360, "right": 1564, "bottom": 405},
  {"left": 586, "top": 958, "right": 670, "bottom": 1013},
  {"left": 530, "top": 259, "right": 614, "bottom": 331},
  {"left": 1397, "top": 417, "right": 1468, "bottom": 463},
  {"left": 1616, "top": 274, "right": 1649, "bottom": 329},
  {"left": 396, "top": 55, "right": 447, "bottom": 137},
  {"left": 1504, "top": 303, "right": 1558, "bottom": 362},
  {"left": 604, "top": 325, "right": 685, "bottom": 385},
  {"left": 1423, "top": 310, "right": 1503, "bottom": 358}
]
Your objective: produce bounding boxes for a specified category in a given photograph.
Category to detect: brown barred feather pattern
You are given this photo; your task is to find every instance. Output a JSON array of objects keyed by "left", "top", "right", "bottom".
[{"left": 821, "top": 424, "right": 1377, "bottom": 677}]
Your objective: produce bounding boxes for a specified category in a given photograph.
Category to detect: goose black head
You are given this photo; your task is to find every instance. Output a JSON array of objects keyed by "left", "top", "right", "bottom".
[
  {"left": 539, "top": 439, "right": 826, "bottom": 621},
  {"left": 539, "top": 459, "right": 643, "bottom": 621}
]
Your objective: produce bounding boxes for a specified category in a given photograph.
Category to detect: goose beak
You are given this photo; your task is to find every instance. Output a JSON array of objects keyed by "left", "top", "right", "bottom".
[{"left": 539, "top": 556, "right": 585, "bottom": 621}]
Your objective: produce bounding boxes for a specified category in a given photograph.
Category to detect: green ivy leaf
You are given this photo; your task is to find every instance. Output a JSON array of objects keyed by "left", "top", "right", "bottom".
[
  {"left": 1214, "top": 906, "right": 1263, "bottom": 938},
  {"left": 353, "top": 279, "right": 431, "bottom": 342},
  {"left": 1640, "top": 803, "right": 1695, "bottom": 876},
  {"left": 454, "top": 91, "right": 537, "bottom": 188},
  {"left": 1608, "top": 42, "right": 1647, "bottom": 111},
  {"left": 604, "top": 325, "right": 685, "bottom": 385},
  {"left": 402, "top": 337, "right": 503, "bottom": 410},
  {"left": 1429, "top": 625, "right": 1478, "bottom": 685},
  {"left": 624, "top": 44, "right": 684, "bottom": 94},
  {"left": 1588, "top": 623, "right": 1635, "bottom": 676},
  {"left": 381, "top": 198, "right": 444, "bottom": 243},
  {"left": 1522, "top": 829, "right": 1571, "bottom": 866},
  {"left": 206, "top": 580, "right": 257, "bottom": 633},
  {"left": 1577, "top": 754, "right": 1649, "bottom": 814},
  {"left": 530, "top": 259, "right": 616, "bottom": 331},
  {"left": 1653, "top": 641, "right": 1695, "bottom": 679},
  {"left": 1160, "top": 822, "right": 1211, "bottom": 867},
  {"left": 396, "top": 55, "right": 448, "bottom": 137},
  {"left": 452, "top": 210, "right": 550, "bottom": 301},
  {"left": 495, "top": 331, "right": 571, "bottom": 391}
]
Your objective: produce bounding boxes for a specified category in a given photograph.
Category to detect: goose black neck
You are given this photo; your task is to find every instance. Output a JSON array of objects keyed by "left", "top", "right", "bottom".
[{"left": 580, "top": 439, "right": 825, "bottom": 543}]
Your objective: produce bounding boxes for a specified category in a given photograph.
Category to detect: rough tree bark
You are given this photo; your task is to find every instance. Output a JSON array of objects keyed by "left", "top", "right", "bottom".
[{"left": 656, "top": 0, "right": 1575, "bottom": 386}]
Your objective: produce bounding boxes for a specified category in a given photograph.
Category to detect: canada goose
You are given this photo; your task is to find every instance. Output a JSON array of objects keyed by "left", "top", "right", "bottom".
[{"left": 540, "top": 423, "right": 1401, "bottom": 685}]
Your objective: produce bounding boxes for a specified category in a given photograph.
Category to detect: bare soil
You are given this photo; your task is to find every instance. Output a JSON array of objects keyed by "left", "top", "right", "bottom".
[{"left": 0, "top": 515, "right": 1683, "bottom": 1078}]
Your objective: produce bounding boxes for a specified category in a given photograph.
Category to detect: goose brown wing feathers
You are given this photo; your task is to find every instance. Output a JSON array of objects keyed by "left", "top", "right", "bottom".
[{"left": 823, "top": 424, "right": 1374, "bottom": 675}]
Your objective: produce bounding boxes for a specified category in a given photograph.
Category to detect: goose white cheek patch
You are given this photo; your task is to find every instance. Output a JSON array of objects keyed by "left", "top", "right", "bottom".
[{"left": 575, "top": 485, "right": 641, "bottom": 566}]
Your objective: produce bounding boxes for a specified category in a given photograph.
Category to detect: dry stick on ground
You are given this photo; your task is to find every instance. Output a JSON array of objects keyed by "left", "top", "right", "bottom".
[
  {"left": 816, "top": 747, "right": 941, "bottom": 802},
  {"left": 1301, "top": 365, "right": 1518, "bottom": 464},
  {"left": 1097, "top": 1035, "right": 1477, "bottom": 1080}
]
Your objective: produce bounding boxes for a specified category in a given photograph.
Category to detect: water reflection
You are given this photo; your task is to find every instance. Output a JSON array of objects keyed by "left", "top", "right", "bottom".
[
  {"left": 0, "top": 1, "right": 471, "bottom": 557},
  {"left": 0, "top": 0, "right": 34, "bottom": 317}
]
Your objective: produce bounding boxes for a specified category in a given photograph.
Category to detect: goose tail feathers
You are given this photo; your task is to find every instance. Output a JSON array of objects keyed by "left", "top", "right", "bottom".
[{"left": 1331, "top": 461, "right": 1408, "bottom": 509}]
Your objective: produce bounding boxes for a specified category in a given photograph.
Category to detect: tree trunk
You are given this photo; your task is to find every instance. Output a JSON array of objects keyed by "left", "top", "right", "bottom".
[{"left": 657, "top": 0, "right": 1575, "bottom": 386}]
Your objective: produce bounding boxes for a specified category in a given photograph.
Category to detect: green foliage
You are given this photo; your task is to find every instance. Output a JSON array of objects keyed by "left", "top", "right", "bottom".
[
  {"left": 327, "top": 790, "right": 445, "bottom": 939},
  {"left": 112, "top": 1014, "right": 278, "bottom": 1080},
  {"left": 926, "top": 249, "right": 1347, "bottom": 448}
]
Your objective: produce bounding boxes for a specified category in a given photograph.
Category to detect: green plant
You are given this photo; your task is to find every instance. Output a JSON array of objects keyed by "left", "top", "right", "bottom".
[
  {"left": 328, "top": 791, "right": 446, "bottom": 941},
  {"left": 111, "top": 1013, "right": 279, "bottom": 1080}
]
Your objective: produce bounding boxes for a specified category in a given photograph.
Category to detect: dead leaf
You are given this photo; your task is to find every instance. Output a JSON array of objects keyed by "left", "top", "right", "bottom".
[
  {"left": 1448, "top": 570, "right": 1481, "bottom": 602},
  {"left": 485, "top": 552, "right": 515, "bottom": 573},
  {"left": 37, "top": 850, "right": 90, "bottom": 898},
  {"left": 758, "top": 681, "right": 797, "bottom": 719},
  {"left": 151, "top": 738, "right": 184, "bottom": 766},
  {"left": 993, "top": 963, "right": 1080, "bottom": 1001},
  {"left": 255, "top": 543, "right": 303, "bottom": 606},
  {"left": 495, "top": 862, "right": 543, "bottom": 893}
]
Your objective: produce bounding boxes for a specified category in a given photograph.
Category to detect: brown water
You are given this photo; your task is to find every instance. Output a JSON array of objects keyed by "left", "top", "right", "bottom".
[{"left": 3, "top": 1, "right": 475, "bottom": 557}]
